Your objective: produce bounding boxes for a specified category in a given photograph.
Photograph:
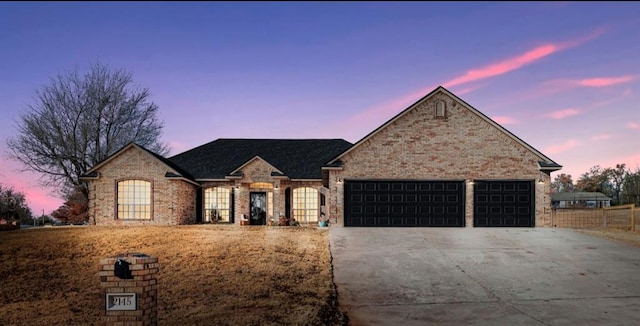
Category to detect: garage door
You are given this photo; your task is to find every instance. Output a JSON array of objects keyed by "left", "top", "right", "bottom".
[
  {"left": 474, "top": 180, "right": 534, "bottom": 227},
  {"left": 344, "top": 180, "right": 465, "bottom": 227}
]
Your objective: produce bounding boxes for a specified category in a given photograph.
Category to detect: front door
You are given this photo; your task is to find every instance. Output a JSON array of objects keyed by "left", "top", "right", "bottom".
[{"left": 250, "top": 192, "right": 267, "bottom": 225}]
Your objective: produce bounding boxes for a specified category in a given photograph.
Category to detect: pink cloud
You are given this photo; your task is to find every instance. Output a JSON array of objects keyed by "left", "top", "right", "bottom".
[
  {"left": 628, "top": 122, "right": 640, "bottom": 129},
  {"left": 544, "top": 75, "right": 636, "bottom": 91},
  {"left": 443, "top": 27, "right": 606, "bottom": 89},
  {"left": 577, "top": 75, "right": 636, "bottom": 87},
  {"left": 545, "top": 140, "right": 580, "bottom": 155},
  {"left": 491, "top": 116, "right": 518, "bottom": 125},
  {"left": 544, "top": 108, "right": 581, "bottom": 120},
  {"left": 337, "top": 27, "right": 607, "bottom": 142},
  {"left": 443, "top": 45, "right": 558, "bottom": 88},
  {"left": 590, "top": 134, "right": 611, "bottom": 141},
  {"left": 452, "top": 84, "right": 484, "bottom": 96}
]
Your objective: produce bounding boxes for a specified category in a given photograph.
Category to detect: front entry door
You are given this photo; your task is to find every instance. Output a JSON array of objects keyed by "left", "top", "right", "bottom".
[{"left": 250, "top": 192, "right": 267, "bottom": 225}]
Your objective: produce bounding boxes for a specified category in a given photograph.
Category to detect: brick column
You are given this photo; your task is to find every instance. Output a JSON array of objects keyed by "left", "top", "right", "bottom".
[{"left": 99, "top": 253, "right": 158, "bottom": 326}]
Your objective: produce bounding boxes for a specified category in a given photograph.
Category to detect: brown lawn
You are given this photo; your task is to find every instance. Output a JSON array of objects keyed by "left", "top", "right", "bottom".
[
  {"left": 573, "top": 227, "right": 640, "bottom": 247},
  {"left": 0, "top": 225, "right": 347, "bottom": 326}
]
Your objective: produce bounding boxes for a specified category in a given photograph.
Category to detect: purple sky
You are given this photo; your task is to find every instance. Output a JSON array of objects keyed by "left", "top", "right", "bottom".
[{"left": 1, "top": 2, "right": 639, "bottom": 215}]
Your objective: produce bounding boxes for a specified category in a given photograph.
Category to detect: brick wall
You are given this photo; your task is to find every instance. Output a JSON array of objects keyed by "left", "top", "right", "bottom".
[
  {"left": 99, "top": 253, "right": 158, "bottom": 325},
  {"left": 87, "top": 146, "right": 196, "bottom": 225},
  {"left": 199, "top": 158, "right": 324, "bottom": 225},
  {"left": 328, "top": 90, "right": 552, "bottom": 227}
]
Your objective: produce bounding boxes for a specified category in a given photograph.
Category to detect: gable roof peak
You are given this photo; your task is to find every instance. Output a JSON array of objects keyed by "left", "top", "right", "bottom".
[{"left": 328, "top": 86, "right": 560, "bottom": 171}]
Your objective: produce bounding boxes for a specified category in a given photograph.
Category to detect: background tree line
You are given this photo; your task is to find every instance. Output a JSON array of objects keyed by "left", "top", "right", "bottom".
[
  {"left": 552, "top": 163, "right": 640, "bottom": 206},
  {"left": 0, "top": 184, "right": 33, "bottom": 225}
]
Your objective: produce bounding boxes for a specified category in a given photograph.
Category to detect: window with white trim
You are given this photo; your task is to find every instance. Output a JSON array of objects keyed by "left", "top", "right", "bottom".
[{"left": 117, "top": 180, "right": 151, "bottom": 219}]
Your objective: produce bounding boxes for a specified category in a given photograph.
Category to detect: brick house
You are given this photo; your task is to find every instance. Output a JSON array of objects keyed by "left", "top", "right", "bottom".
[{"left": 81, "top": 86, "right": 561, "bottom": 227}]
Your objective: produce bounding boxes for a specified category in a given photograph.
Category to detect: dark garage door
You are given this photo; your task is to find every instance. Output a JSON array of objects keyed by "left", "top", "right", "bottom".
[
  {"left": 344, "top": 180, "right": 465, "bottom": 227},
  {"left": 474, "top": 180, "right": 534, "bottom": 227}
]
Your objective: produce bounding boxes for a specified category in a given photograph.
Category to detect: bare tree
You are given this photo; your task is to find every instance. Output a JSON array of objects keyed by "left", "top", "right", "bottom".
[
  {"left": 605, "top": 163, "right": 628, "bottom": 205},
  {"left": 576, "top": 165, "right": 613, "bottom": 196},
  {"left": 7, "top": 61, "right": 168, "bottom": 200},
  {"left": 551, "top": 173, "right": 575, "bottom": 193},
  {"left": 621, "top": 167, "right": 640, "bottom": 205}
]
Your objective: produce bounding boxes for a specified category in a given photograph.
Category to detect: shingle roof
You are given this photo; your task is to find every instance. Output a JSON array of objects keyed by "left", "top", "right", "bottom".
[
  {"left": 168, "top": 139, "right": 353, "bottom": 180},
  {"left": 551, "top": 192, "right": 612, "bottom": 201}
]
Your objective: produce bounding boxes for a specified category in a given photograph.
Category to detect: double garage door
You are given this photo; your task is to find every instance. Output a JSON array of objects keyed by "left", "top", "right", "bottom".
[{"left": 344, "top": 180, "right": 534, "bottom": 227}]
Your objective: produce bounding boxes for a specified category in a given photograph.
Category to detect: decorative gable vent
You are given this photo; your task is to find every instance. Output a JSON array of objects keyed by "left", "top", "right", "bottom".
[{"left": 435, "top": 100, "right": 446, "bottom": 118}]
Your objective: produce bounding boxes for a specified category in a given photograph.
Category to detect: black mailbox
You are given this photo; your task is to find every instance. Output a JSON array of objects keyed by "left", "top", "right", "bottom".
[{"left": 114, "top": 258, "right": 133, "bottom": 279}]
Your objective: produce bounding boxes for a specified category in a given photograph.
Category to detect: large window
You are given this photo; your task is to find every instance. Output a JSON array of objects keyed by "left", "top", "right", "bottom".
[
  {"left": 204, "top": 187, "right": 231, "bottom": 222},
  {"left": 117, "top": 180, "right": 151, "bottom": 219},
  {"left": 293, "top": 187, "right": 319, "bottom": 223}
]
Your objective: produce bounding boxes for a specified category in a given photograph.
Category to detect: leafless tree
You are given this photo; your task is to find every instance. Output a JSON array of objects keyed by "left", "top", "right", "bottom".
[
  {"left": 7, "top": 61, "right": 168, "bottom": 200},
  {"left": 605, "top": 163, "right": 628, "bottom": 205},
  {"left": 551, "top": 173, "right": 575, "bottom": 193}
]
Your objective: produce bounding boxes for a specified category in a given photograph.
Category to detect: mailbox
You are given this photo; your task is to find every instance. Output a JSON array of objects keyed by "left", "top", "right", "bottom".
[{"left": 114, "top": 258, "right": 133, "bottom": 279}]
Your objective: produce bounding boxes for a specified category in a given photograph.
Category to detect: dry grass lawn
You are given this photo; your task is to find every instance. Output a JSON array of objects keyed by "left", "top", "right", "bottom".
[
  {"left": 0, "top": 225, "right": 347, "bottom": 326},
  {"left": 573, "top": 227, "right": 640, "bottom": 247}
]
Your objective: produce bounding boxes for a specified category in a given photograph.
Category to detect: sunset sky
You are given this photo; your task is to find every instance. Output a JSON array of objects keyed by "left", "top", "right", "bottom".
[{"left": 1, "top": 2, "right": 639, "bottom": 216}]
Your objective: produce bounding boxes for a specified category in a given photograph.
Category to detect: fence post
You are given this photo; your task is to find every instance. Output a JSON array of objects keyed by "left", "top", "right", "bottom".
[
  {"left": 632, "top": 205, "right": 636, "bottom": 232},
  {"left": 602, "top": 208, "right": 606, "bottom": 228}
]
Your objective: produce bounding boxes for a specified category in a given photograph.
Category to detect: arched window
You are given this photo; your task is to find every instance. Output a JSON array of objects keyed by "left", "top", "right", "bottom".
[
  {"left": 293, "top": 187, "right": 319, "bottom": 223},
  {"left": 117, "top": 180, "right": 151, "bottom": 219},
  {"left": 204, "top": 187, "right": 231, "bottom": 222}
]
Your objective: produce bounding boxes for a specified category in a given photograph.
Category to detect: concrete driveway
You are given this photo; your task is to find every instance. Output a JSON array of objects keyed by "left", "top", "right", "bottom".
[{"left": 329, "top": 227, "right": 640, "bottom": 325}]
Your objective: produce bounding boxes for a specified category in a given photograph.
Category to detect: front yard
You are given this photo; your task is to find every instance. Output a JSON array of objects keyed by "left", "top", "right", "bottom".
[{"left": 0, "top": 225, "right": 347, "bottom": 325}]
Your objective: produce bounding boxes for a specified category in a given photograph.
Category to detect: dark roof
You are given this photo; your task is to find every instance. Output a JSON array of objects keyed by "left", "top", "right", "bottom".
[
  {"left": 168, "top": 139, "right": 353, "bottom": 180},
  {"left": 539, "top": 161, "right": 563, "bottom": 169},
  {"left": 551, "top": 192, "right": 612, "bottom": 201}
]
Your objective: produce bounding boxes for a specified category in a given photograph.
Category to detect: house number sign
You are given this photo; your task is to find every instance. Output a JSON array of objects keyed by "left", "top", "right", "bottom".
[{"left": 106, "top": 293, "right": 137, "bottom": 311}]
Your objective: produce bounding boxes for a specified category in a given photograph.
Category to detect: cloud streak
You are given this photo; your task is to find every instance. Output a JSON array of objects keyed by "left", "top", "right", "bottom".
[
  {"left": 545, "top": 139, "right": 580, "bottom": 155},
  {"left": 577, "top": 76, "right": 636, "bottom": 87},
  {"left": 546, "top": 75, "right": 637, "bottom": 89},
  {"left": 628, "top": 122, "right": 640, "bottom": 129},
  {"left": 491, "top": 116, "right": 518, "bottom": 125},
  {"left": 544, "top": 108, "right": 581, "bottom": 120},
  {"left": 341, "top": 27, "right": 607, "bottom": 142},
  {"left": 443, "top": 45, "right": 557, "bottom": 88},
  {"left": 590, "top": 134, "right": 611, "bottom": 141},
  {"left": 443, "top": 27, "right": 607, "bottom": 89}
]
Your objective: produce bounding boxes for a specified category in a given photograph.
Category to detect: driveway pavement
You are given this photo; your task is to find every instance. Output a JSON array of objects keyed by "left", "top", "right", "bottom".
[{"left": 329, "top": 227, "right": 640, "bottom": 325}]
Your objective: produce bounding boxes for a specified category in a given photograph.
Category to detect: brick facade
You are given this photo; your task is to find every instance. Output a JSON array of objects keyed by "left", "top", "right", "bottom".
[
  {"left": 200, "top": 158, "right": 324, "bottom": 225},
  {"left": 84, "top": 87, "right": 558, "bottom": 227},
  {"left": 99, "top": 253, "right": 158, "bottom": 325},
  {"left": 327, "top": 90, "right": 552, "bottom": 227},
  {"left": 86, "top": 146, "right": 197, "bottom": 225}
]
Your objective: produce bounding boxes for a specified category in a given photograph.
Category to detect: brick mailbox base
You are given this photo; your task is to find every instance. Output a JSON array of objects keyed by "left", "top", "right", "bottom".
[{"left": 99, "top": 253, "right": 158, "bottom": 326}]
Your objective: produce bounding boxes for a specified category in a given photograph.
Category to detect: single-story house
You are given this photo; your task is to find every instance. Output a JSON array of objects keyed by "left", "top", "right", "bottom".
[
  {"left": 81, "top": 86, "right": 561, "bottom": 227},
  {"left": 551, "top": 192, "right": 611, "bottom": 208}
]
